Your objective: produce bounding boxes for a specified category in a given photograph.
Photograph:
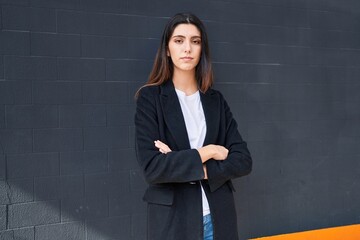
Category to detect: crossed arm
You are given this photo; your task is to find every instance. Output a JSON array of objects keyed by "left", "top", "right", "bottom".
[
  {"left": 135, "top": 87, "right": 252, "bottom": 189},
  {"left": 154, "top": 140, "right": 229, "bottom": 179}
]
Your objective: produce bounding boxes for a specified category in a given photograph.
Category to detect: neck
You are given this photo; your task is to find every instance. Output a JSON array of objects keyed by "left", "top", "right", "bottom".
[{"left": 172, "top": 69, "right": 198, "bottom": 95}]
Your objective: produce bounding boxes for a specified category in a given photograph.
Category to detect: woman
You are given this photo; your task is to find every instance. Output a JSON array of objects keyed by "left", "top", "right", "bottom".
[{"left": 135, "top": 13, "right": 252, "bottom": 240}]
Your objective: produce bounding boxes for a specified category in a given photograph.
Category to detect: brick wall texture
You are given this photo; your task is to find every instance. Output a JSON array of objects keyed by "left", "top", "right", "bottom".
[{"left": 1, "top": 0, "right": 360, "bottom": 239}]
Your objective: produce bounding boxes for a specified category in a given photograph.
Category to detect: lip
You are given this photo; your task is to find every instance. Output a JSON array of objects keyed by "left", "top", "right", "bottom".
[{"left": 180, "top": 57, "right": 194, "bottom": 60}]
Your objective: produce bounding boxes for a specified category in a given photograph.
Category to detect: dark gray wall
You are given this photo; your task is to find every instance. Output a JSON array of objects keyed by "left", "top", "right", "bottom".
[{"left": 1, "top": 0, "right": 360, "bottom": 239}]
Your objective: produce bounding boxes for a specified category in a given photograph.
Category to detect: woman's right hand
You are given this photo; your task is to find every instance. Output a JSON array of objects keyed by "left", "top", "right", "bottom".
[{"left": 197, "top": 144, "right": 228, "bottom": 163}]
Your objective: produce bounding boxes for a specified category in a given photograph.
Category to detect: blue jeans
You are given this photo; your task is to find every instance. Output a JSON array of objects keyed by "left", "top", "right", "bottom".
[{"left": 203, "top": 214, "right": 213, "bottom": 240}]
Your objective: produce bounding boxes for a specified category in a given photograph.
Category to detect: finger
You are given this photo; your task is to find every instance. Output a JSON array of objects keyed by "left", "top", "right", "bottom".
[
  {"left": 159, "top": 148, "right": 170, "bottom": 154},
  {"left": 154, "top": 141, "right": 163, "bottom": 150},
  {"left": 154, "top": 140, "right": 171, "bottom": 152},
  {"left": 155, "top": 140, "right": 165, "bottom": 145},
  {"left": 163, "top": 146, "right": 171, "bottom": 152},
  {"left": 161, "top": 147, "right": 171, "bottom": 153},
  {"left": 154, "top": 140, "right": 165, "bottom": 148}
]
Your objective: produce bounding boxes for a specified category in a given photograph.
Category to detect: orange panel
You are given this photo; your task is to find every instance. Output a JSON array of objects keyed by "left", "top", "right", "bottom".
[{"left": 251, "top": 224, "right": 360, "bottom": 240}]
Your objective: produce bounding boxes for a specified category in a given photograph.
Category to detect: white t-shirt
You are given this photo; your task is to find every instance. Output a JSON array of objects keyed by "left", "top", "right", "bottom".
[{"left": 175, "top": 88, "right": 210, "bottom": 216}]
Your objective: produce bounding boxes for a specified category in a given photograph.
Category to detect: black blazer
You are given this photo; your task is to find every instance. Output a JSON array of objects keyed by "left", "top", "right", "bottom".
[{"left": 135, "top": 80, "right": 252, "bottom": 240}]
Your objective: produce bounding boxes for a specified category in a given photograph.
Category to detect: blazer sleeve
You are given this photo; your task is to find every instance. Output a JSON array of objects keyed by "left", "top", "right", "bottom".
[
  {"left": 135, "top": 87, "right": 205, "bottom": 185},
  {"left": 206, "top": 93, "right": 252, "bottom": 192}
]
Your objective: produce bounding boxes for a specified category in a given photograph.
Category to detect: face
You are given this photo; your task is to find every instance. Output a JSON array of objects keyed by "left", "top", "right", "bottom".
[{"left": 167, "top": 23, "right": 202, "bottom": 73}]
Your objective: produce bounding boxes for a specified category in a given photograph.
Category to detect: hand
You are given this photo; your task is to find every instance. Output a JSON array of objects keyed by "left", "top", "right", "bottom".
[
  {"left": 197, "top": 144, "right": 228, "bottom": 163},
  {"left": 154, "top": 140, "right": 172, "bottom": 154},
  {"left": 210, "top": 144, "right": 228, "bottom": 160}
]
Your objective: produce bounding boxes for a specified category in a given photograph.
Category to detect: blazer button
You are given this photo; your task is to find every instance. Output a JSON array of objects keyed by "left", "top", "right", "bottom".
[{"left": 189, "top": 181, "right": 196, "bottom": 185}]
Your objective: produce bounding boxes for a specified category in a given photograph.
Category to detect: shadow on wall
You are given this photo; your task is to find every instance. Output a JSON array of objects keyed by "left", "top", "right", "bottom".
[{"left": 0, "top": 148, "right": 148, "bottom": 239}]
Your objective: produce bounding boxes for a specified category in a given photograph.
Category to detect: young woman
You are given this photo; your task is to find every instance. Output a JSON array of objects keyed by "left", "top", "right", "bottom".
[{"left": 135, "top": 13, "right": 252, "bottom": 240}]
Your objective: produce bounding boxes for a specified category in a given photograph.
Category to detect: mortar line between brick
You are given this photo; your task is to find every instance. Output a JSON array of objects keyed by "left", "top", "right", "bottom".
[
  {"left": 4, "top": 153, "right": 8, "bottom": 180},
  {"left": 57, "top": 105, "right": 60, "bottom": 129},
  {"left": 33, "top": 224, "right": 36, "bottom": 239},
  {"left": 85, "top": 218, "right": 88, "bottom": 240},
  {"left": 0, "top": 130, "right": 4, "bottom": 154},
  {"left": 4, "top": 154, "right": 10, "bottom": 231},
  {"left": 82, "top": 127, "right": 85, "bottom": 151},
  {"left": 6, "top": 201, "right": 9, "bottom": 230},
  {"left": 0, "top": 6, "right": 3, "bottom": 30},
  {"left": 58, "top": 151, "right": 62, "bottom": 224},
  {"left": 55, "top": 9, "right": 58, "bottom": 34}
]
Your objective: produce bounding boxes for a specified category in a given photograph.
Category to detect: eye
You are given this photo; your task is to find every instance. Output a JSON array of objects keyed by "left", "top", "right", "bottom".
[
  {"left": 174, "top": 39, "right": 183, "bottom": 44},
  {"left": 192, "top": 39, "right": 201, "bottom": 45}
]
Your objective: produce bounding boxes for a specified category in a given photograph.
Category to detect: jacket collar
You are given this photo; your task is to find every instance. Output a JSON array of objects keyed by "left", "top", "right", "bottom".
[{"left": 159, "top": 80, "right": 220, "bottom": 150}]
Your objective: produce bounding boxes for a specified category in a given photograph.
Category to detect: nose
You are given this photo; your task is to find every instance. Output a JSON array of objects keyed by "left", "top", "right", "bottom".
[{"left": 184, "top": 40, "right": 191, "bottom": 53}]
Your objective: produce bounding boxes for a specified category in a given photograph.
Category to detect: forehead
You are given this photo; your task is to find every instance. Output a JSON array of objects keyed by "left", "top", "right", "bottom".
[{"left": 171, "top": 24, "right": 201, "bottom": 37}]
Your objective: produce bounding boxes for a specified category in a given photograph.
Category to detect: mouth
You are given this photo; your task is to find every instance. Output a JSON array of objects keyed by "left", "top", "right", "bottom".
[{"left": 181, "top": 57, "right": 194, "bottom": 60}]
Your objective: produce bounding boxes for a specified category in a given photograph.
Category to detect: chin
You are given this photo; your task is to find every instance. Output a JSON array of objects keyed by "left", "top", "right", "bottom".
[
  {"left": 173, "top": 63, "right": 198, "bottom": 72},
  {"left": 180, "top": 65, "right": 197, "bottom": 71}
]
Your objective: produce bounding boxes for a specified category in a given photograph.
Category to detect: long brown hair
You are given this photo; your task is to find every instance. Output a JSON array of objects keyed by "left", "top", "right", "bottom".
[{"left": 135, "top": 13, "right": 213, "bottom": 97}]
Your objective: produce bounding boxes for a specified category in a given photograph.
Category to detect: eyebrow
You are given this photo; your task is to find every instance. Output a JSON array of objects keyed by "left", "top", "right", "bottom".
[{"left": 172, "top": 35, "right": 201, "bottom": 39}]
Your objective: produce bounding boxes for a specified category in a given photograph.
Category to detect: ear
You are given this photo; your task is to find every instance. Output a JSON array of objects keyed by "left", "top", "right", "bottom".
[{"left": 167, "top": 50, "right": 170, "bottom": 57}]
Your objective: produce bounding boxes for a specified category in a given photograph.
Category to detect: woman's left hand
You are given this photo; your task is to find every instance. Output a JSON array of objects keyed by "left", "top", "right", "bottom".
[{"left": 154, "top": 140, "right": 172, "bottom": 154}]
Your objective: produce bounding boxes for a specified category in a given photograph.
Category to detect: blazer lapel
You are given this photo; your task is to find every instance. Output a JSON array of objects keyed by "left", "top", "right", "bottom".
[
  {"left": 200, "top": 89, "right": 220, "bottom": 146},
  {"left": 160, "top": 80, "right": 191, "bottom": 150},
  {"left": 160, "top": 80, "right": 221, "bottom": 149}
]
